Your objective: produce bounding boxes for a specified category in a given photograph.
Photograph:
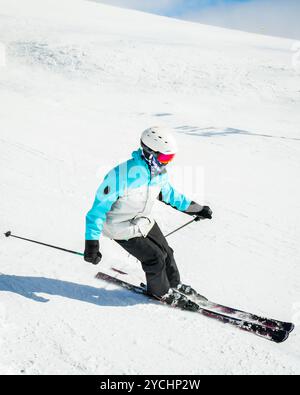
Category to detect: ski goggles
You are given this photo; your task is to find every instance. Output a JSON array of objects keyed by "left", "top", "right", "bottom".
[{"left": 156, "top": 152, "right": 176, "bottom": 164}]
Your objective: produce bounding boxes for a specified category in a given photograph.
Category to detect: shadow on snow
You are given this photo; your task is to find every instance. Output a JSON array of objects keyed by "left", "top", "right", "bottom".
[
  {"left": 175, "top": 126, "right": 300, "bottom": 142},
  {"left": 0, "top": 274, "right": 148, "bottom": 307}
]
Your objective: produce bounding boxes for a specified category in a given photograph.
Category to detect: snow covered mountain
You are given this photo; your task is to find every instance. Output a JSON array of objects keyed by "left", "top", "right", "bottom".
[{"left": 0, "top": 0, "right": 299, "bottom": 374}]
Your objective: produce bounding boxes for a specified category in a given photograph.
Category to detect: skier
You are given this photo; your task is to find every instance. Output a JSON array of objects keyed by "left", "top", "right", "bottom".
[{"left": 84, "top": 126, "right": 212, "bottom": 309}]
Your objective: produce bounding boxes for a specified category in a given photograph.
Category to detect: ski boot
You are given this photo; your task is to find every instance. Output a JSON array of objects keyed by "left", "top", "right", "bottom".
[
  {"left": 161, "top": 289, "right": 199, "bottom": 312},
  {"left": 176, "top": 283, "right": 208, "bottom": 303}
]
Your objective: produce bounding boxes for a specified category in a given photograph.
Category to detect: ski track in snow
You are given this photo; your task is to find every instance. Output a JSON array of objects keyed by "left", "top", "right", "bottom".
[{"left": 0, "top": 0, "right": 300, "bottom": 375}]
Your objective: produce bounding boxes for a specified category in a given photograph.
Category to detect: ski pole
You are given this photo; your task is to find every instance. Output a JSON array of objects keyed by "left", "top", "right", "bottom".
[
  {"left": 4, "top": 231, "right": 84, "bottom": 256},
  {"left": 4, "top": 217, "right": 199, "bottom": 255},
  {"left": 164, "top": 217, "right": 198, "bottom": 238}
]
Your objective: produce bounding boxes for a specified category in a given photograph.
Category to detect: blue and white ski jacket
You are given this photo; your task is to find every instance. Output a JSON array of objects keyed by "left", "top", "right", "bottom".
[{"left": 85, "top": 149, "right": 192, "bottom": 241}]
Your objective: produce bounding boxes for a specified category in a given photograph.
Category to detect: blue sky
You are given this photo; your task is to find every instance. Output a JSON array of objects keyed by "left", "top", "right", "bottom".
[
  {"left": 94, "top": 0, "right": 300, "bottom": 39},
  {"left": 161, "top": 0, "right": 251, "bottom": 17}
]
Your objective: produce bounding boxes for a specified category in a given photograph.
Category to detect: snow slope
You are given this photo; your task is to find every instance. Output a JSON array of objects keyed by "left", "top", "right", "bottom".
[{"left": 0, "top": 0, "right": 300, "bottom": 375}]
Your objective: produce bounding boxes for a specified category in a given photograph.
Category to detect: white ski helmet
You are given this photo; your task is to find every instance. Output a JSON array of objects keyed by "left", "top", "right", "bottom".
[{"left": 140, "top": 126, "right": 178, "bottom": 155}]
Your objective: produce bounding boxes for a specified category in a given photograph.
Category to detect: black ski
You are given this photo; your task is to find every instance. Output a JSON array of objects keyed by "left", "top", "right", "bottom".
[
  {"left": 110, "top": 266, "right": 294, "bottom": 334},
  {"left": 95, "top": 272, "right": 290, "bottom": 344},
  {"left": 186, "top": 293, "right": 294, "bottom": 334}
]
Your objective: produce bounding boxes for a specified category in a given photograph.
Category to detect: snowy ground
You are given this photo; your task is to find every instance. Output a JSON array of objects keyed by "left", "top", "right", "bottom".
[{"left": 0, "top": 0, "right": 300, "bottom": 375}]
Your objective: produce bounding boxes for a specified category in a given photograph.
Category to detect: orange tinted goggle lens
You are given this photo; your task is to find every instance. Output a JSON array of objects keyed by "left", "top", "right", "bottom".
[{"left": 157, "top": 153, "right": 176, "bottom": 164}]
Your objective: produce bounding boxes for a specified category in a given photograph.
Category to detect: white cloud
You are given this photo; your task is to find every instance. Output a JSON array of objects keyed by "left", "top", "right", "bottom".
[
  {"left": 180, "top": 0, "right": 300, "bottom": 40},
  {"left": 90, "top": 0, "right": 183, "bottom": 14},
  {"left": 90, "top": 0, "right": 300, "bottom": 40}
]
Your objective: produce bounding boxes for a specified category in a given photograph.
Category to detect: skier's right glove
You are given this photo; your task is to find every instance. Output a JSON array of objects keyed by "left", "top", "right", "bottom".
[{"left": 84, "top": 240, "right": 102, "bottom": 265}]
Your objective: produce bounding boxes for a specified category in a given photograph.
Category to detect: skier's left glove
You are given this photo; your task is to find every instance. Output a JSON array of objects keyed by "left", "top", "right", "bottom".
[
  {"left": 185, "top": 201, "right": 213, "bottom": 221},
  {"left": 194, "top": 206, "right": 213, "bottom": 221},
  {"left": 84, "top": 240, "right": 102, "bottom": 265}
]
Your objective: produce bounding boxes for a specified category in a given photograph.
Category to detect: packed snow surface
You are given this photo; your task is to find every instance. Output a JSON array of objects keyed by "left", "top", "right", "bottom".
[{"left": 0, "top": 0, "right": 300, "bottom": 374}]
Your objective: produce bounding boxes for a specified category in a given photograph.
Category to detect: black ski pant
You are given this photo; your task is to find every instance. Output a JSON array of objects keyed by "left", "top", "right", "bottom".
[{"left": 115, "top": 222, "right": 180, "bottom": 297}]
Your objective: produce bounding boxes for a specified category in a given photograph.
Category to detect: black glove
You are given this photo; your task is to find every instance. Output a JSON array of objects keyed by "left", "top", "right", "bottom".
[
  {"left": 84, "top": 240, "right": 102, "bottom": 265},
  {"left": 195, "top": 206, "right": 213, "bottom": 221}
]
